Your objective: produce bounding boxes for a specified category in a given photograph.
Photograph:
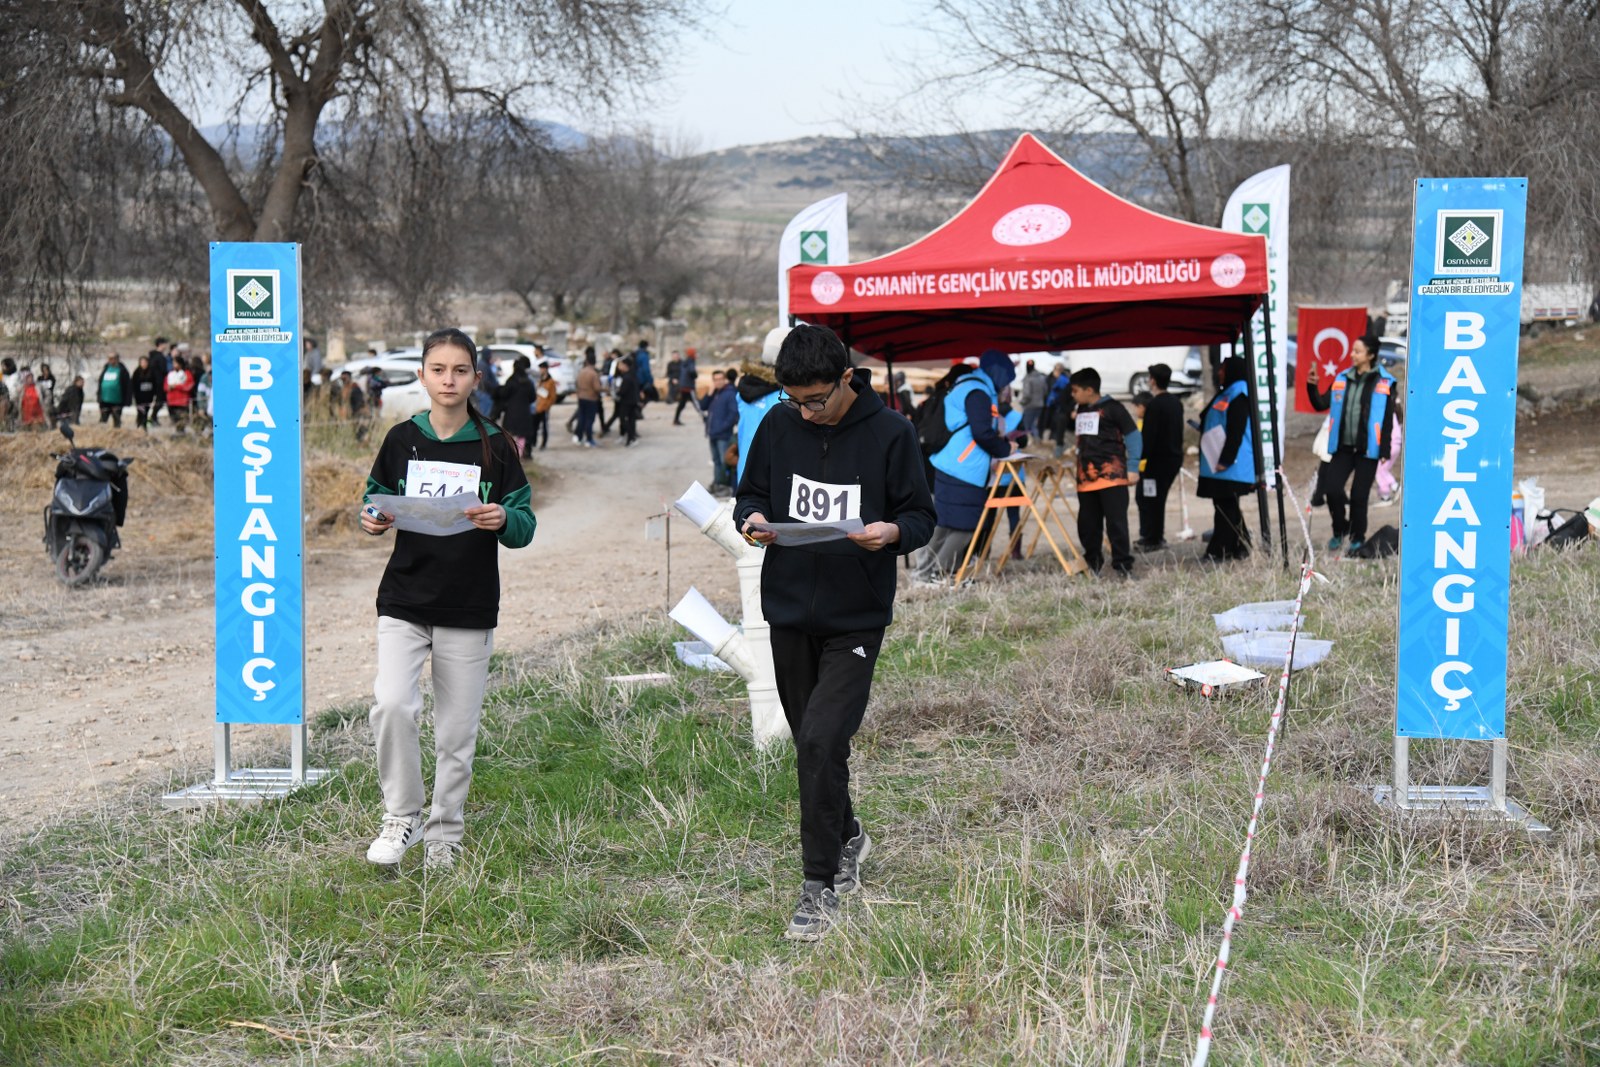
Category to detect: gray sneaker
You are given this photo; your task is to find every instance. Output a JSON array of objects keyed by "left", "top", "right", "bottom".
[
  {"left": 424, "top": 840, "right": 461, "bottom": 871},
  {"left": 835, "top": 824, "right": 872, "bottom": 897},
  {"left": 783, "top": 880, "right": 839, "bottom": 941},
  {"left": 365, "top": 813, "right": 423, "bottom": 866}
]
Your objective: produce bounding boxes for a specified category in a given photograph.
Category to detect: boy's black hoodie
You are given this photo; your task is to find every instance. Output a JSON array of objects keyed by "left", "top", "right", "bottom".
[{"left": 734, "top": 373, "right": 935, "bottom": 634}]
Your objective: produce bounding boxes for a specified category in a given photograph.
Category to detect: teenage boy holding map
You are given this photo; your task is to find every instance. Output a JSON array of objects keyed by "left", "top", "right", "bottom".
[{"left": 735, "top": 324, "right": 935, "bottom": 941}]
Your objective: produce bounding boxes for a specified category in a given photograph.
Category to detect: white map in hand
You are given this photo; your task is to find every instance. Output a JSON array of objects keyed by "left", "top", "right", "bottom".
[
  {"left": 748, "top": 517, "right": 865, "bottom": 546},
  {"left": 366, "top": 492, "right": 476, "bottom": 536}
]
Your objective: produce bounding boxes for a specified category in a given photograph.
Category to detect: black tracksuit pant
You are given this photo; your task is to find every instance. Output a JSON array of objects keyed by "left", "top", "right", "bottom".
[
  {"left": 1206, "top": 489, "right": 1252, "bottom": 560},
  {"left": 1078, "top": 483, "right": 1132, "bottom": 574},
  {"left": 1320, "top": 446, "right": 1379, "bottom": 542},
  {"left": 769, "top": 625, "right": 882, "bottom": 887},
  {"left": 1135, "top": 467, "right": 1178, "bottom": 546}
]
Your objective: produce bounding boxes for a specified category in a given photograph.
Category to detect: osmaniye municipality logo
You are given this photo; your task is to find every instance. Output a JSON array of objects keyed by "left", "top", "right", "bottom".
[
  {"left": 799, "top": 230, "right": 829, "bottom": 264},
  {"left": 227, "top": 269, "right": 281, "bottom": 326},
  {"left": 1435, "top": 210, "right": 1502, "bottom": 276}
]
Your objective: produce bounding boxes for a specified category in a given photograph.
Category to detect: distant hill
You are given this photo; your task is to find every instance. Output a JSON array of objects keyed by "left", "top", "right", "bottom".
[
  {"left": 195, "top": 118, "right": 592, "bottom": 164},
  {"left": 693, "top": 129, "right": 1169, "bottom": 260}
]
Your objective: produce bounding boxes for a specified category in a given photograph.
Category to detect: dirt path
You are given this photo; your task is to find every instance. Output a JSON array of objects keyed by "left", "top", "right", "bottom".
[{"left": 0, "top": 403, "right": 740, "bottom": 841}]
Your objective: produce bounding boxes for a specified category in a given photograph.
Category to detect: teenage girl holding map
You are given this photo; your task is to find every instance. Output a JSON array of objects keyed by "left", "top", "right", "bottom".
[{"left": 357, "top": 327, "right": 537, "bottom": 871}]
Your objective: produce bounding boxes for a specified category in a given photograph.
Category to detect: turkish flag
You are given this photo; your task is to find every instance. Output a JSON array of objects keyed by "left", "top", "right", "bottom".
[{"left": 1294, "top": 306, "right": 1368, "bottom": 413}]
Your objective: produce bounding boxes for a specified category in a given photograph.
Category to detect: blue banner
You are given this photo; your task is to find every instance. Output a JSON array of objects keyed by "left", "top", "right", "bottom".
[
  {"left": 1395, "top": 180, "right": 1526, "bottom": 739},
  {"left": 210, "top": 243, "right": 305, "bottom": 724}
]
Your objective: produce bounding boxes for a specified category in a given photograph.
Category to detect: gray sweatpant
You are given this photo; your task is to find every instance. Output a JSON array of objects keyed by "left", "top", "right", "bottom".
[
  {"left": 371, "top": 616, "right": 494, "bottom": 845},
  {"left": 911, "top": 525, "right": 974, "bottom": 581}
]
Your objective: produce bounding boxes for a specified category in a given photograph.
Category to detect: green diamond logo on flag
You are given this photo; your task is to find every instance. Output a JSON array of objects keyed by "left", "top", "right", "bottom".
[
  {"left": 1242, "top": 204, "right": 1270, "bottom": 234},
  {"left": 800, "top": 230, "right": 829, "bottom": 264}
]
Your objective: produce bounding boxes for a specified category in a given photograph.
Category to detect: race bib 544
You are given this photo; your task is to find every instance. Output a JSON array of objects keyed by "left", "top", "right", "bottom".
[{"left": 406, "top": 459, "right": 481, "bottom": 499}]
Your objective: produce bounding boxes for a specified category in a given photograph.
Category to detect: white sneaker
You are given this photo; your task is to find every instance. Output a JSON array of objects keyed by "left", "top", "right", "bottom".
[
  {"left": 365, "top": 813, "right": 423, "bottom": 865},
  {"left": 424, "top": 840, "right": 461, "bottom": 871}
]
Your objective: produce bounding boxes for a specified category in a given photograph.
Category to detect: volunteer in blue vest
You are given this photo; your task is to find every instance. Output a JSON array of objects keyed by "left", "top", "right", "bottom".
[
  {"left": 1197, "top": 356, "right": 1258, "bottom": 562},
  {"left": 911, "top": 349, "right": 1020, "bottom": 584},
  {"left": 1303, "top": 333, "right": 1397, "bottom": 554},
  {"left": 732, "top": 327, "right": 787, "bottom": 488}
]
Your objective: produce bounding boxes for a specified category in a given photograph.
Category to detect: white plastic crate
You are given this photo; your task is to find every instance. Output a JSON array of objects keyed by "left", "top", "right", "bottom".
[
  {"left": 1220, "top": 631, "right": 1333, "bottom": 670},
  {"left": 1213, "top": 600, "right": 1303, "bottom": 634}
]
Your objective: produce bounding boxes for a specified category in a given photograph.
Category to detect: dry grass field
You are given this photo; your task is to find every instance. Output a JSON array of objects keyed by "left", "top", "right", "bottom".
[{"left": 1, "top": 332, "right": 1597, "bottom": 1065}]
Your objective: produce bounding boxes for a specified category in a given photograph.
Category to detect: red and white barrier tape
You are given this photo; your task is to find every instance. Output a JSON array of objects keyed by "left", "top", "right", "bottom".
[{"left": 1191, "top": 468, "right": 1319, "bottom": 1067}]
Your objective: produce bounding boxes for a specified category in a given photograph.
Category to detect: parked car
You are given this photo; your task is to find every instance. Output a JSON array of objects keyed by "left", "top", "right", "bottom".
[
  {"left": 324, "top": 350, "right": 430, "bottom": 421},
  {"left": 1011, "top": 346, "right": 1204, "bottom": 397},
  {"left": 311, "top": 347, "right": 420, "bottom": 387},
  {"left": 485, "top": 343, "right": 578, "bottom": 400},
  {"left": 1066, "top": 345, "right": 1205, "bottom": 396},
  {"left": 1377, "top": 335, "right": 1408, "bottom": 368}
]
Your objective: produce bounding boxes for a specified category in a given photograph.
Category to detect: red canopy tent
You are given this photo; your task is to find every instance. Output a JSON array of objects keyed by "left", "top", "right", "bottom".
[
  {"left": 787, "top": 132, "right": 1287, "bottom": 558},
  {"left": 788, "top": 133, "right": 1269, "bottom": 362}
]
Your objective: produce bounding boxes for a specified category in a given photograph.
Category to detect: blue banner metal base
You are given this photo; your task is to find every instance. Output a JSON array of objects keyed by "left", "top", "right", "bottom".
[
  {"left": 162, "top": 767, "right": 333, "bottom": 809},
  {"left": 162, "top": 722, "right": 332, "bottom": 809},
  {"left": 1370, "top": 784, "right": 1550, "bottom": 836},
  {"left": 1371, "top": 736, "right": 1548, "bottom": 835}
]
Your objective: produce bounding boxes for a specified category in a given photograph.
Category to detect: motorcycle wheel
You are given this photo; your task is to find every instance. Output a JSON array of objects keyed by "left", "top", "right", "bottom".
[{"left": 55, "top": 534, "right": 104, "bottom": 586}]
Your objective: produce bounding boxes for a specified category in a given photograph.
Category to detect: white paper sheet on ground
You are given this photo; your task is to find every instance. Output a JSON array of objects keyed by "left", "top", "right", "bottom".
[
  {"left": 366, "top": 492, "right": 476, "bottom": 536},
  {"left": 669, "top": 586, "right": 736, "bottom": 647},
  {"left": 748, "top": 517, "right": 865, "bottom": 546},
  {"left": 672, "top": 482, "right": 720, "bottom": 527},
  {"left": 1169, "top": 660, "right": 1267, "bottom": 686}
]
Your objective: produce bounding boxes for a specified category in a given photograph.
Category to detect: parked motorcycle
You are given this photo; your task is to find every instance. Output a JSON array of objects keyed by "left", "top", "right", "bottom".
[{"left": 43, "top": 421, "right": 133, "bottom": 585}]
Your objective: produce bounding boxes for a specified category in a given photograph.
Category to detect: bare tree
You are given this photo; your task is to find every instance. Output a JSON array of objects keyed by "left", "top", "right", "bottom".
[
  {"left": 476, "top": 151, "right": 610, "bottom": 320},
  {"left": 1259, "top": 0, "right": 1600, "bottom": 279},
  {"left": 588, "top": 134, "right": 715, "bottom": 321},
  {"left": 2, "top": 0, "right": 704, "bottom": 336},
  {"left": 927, "top": 0, "right": 1256, "bottom": 223}
]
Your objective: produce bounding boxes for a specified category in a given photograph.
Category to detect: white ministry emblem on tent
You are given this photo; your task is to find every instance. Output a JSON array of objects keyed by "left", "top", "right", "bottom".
[
  {"left": 992, "top": 204, "right": 1071, "bottom": 246},
  {"left": 810, "top": 271, "right": 845, "bottom": 306},
  {"left": 1210, "top": 253, "right": 1246, "bottom": 288}
]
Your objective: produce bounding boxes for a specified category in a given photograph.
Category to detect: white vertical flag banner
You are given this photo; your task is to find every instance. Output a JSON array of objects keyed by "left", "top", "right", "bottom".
[
  {"left": 778, "top": 193, "right": 849, "bottom": 326},
  {"left": 1222, "top": 165, "right": 1290, "bottom": 482}
]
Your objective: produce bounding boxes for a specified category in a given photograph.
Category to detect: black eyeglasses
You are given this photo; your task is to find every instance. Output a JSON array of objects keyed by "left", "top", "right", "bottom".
[{"left": 780, "top": 378, "right": 843, "bottom": 412}]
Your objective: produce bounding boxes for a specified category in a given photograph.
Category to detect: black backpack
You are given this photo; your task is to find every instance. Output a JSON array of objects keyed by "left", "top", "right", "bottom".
[
  {"left": 916, "top": 377, "right": 973, "bottom": 458},
  {"left": 1350, "top": 525, "right": 1400, "bottom": 558}
]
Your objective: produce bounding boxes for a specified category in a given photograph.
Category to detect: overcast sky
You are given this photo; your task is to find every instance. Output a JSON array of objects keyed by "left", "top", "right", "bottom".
[{"left": 589, "top": 1, "right": 1016, "bottom": 151}]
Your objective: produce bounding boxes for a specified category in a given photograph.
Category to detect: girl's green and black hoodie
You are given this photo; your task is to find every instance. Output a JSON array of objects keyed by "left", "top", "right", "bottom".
[{"left": 364, "top": 413, "right": 536, "bottom": 630}]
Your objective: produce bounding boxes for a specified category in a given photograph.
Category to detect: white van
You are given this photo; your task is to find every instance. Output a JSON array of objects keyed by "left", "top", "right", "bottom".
[
  {"left": 1012, "top": 346, "right": 1205, "bottom": 396},
  {"left": 1063, "top": 345, "right": 1205, "bottom": 397}
]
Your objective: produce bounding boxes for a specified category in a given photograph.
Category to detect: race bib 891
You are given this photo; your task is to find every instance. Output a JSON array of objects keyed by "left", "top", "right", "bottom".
[{"left": 788, "top": 474, "right": 861, "bottom": 524}]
